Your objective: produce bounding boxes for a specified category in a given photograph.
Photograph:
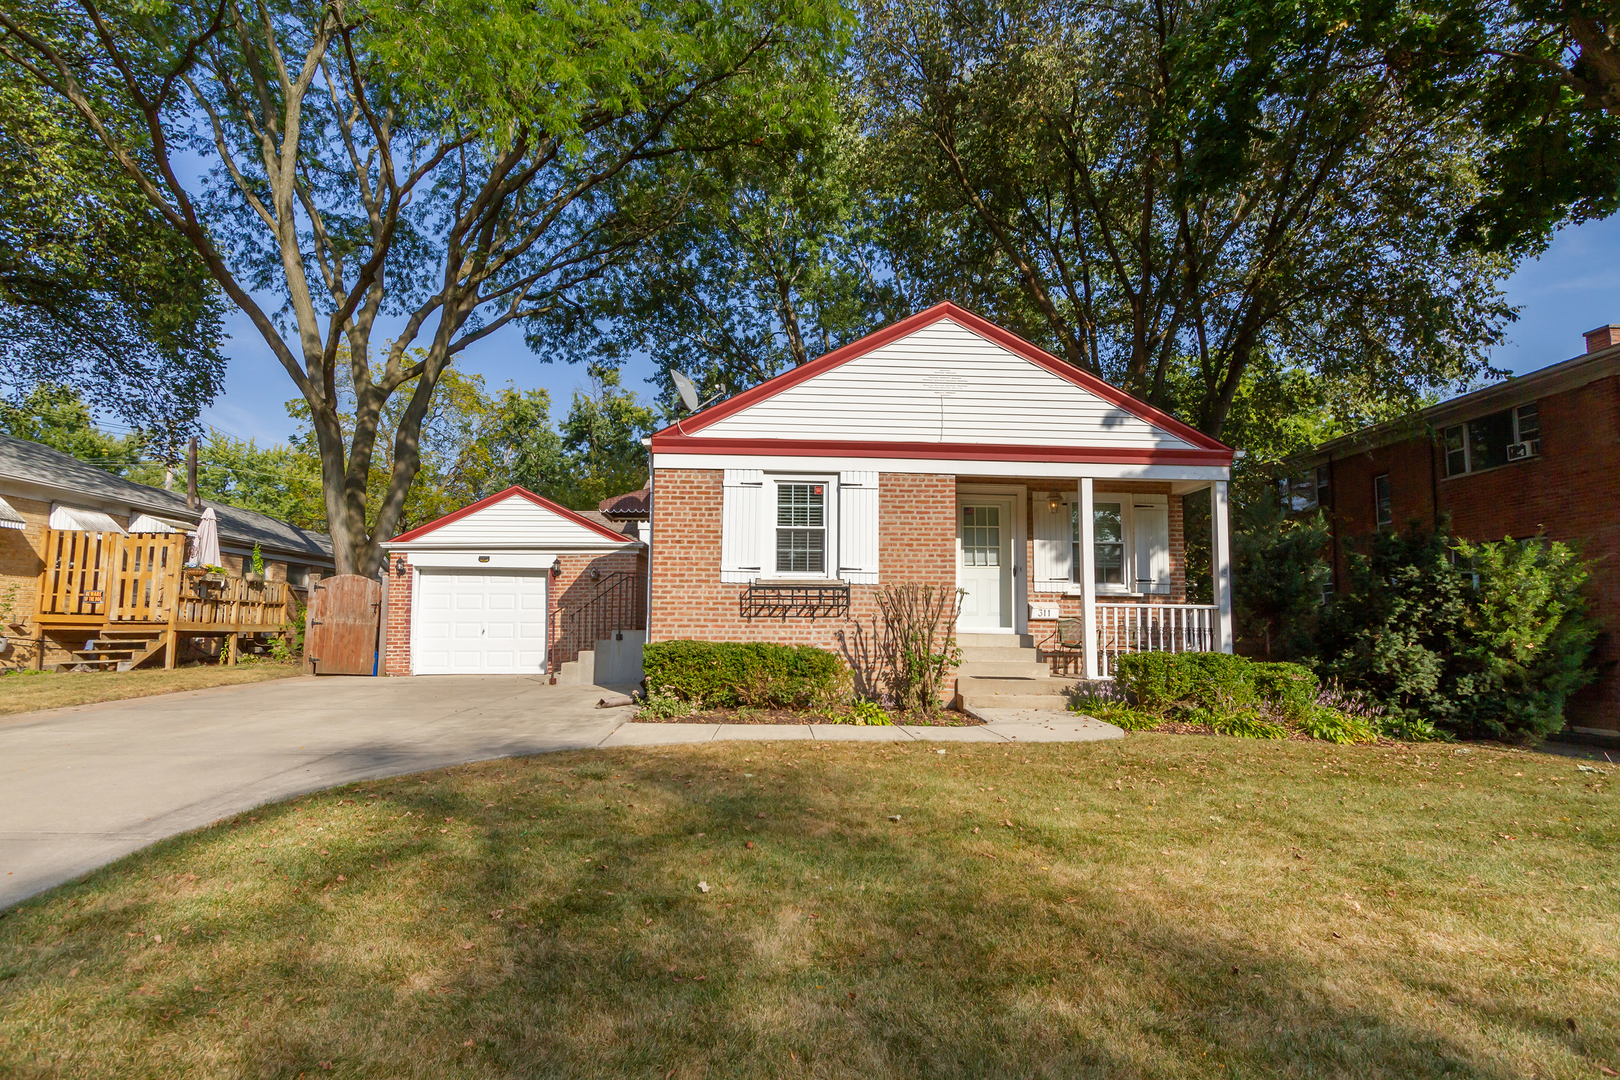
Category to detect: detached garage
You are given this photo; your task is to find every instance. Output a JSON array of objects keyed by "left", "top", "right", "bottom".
[{"left": 380, "top": 487, "right": 645, "bottom": 679}]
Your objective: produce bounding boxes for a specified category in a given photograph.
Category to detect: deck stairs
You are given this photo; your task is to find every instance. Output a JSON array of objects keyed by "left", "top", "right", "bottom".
[
  {"left": 953, "top": 633, "right": 1077, "bottom": 714},
  {"left": 64, "top": 630, "right": 166, "bottom": 673}
]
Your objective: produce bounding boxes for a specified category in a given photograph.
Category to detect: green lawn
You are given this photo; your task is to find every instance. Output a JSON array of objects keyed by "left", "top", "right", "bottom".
[
  {"left": 0, "top": 663, "right": 302, "bottom": 719},
  {"left": 1, "top": 735, "right": 1615, "bottom": 1078}
]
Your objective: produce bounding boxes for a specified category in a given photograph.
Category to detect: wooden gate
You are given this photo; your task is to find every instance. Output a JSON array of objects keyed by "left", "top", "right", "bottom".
[{"left": 305, "top": 575, "right": 382, "bottom": 675}]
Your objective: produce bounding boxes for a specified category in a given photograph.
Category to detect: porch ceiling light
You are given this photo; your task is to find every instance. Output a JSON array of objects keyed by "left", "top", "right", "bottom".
[{"left": 1047, "top": 492, "right": 1063, "bottom": 511}]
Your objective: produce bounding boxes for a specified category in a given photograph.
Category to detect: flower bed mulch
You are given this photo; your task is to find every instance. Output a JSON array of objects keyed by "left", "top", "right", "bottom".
[{"left": 635, "top": 706, "right": 984, "bottom": 726}]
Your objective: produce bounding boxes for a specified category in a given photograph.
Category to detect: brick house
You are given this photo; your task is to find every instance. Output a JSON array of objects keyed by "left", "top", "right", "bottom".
[
  {"left": 380, "top": 487, "right": 645, "bottom": 681},
  {"left": 1292, "top": 323, "right": 1620, "bottom": 735},
  {"left": 644, "top": 302, "right": 1238, "bottom": 706}
]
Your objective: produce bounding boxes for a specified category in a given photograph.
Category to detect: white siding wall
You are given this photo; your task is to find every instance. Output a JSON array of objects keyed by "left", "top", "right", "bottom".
[
  {"left": 410, "top": 494, "right": 625, "bottom": 547},
  {"left": 697, "top": 319, "right": 1195, "bottom": 450}
]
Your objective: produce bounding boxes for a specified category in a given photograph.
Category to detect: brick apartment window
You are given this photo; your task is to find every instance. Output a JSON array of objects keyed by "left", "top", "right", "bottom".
[
  {"left": 1316, "top": 465, "right": 1330, "bottom": 507},
  {"left": 1443, "top": 402, "right": 1541, "bottom": 476},
  {"left": 1278, "top": 466, "right": 1331, "bottom": 512},
  {"left": 1374, "top": 474, "right": 1392, "bottom": 529},
  {"left": 775, "top": 482, "right": 825, "bottom": 574}
]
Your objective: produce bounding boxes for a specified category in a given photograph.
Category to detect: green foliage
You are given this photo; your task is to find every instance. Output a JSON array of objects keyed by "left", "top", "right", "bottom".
[
  {"left": 250, "top": 544, "right": 265, "bottom": 576},
  {"left": 641, "top": 641, "right": 848, "bottom": 710},
  {"left": 1232, "top": 498, "right": 1332, "bottom": 661},
  {"left": 846, "top": 699, "right": 893, "bottom": 726},
  {"left": 0, "top": 80, "right": 223, "bottom": 445},
  {"left": 547, "top": 367, "right": 655, "bottom": 510},
  {"left": 1319, "top": 523, "right": 1598, "bottom": 740},
  {"left": 1111, "top": 651, "right": 1389, "bottom": 743},
  {"left": 0, "top": 385, "right": 145, "bottom": 474},
  {"left": 637, "top": 687, "right": 698, "bottom": 721}
]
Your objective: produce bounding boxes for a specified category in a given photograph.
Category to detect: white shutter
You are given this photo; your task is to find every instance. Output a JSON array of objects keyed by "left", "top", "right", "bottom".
[
  {"left": 1033, "top": 490, "right": 1075, "bottom": 593},
  {"left": 721, "top": 469, "right": 764, "bottom": 583},
  {"left": 837, "top": 471, "right": 879, "bottom": 584},
  {"left": 1132, "top": 495, "right": 1170, "bottom": 594}
]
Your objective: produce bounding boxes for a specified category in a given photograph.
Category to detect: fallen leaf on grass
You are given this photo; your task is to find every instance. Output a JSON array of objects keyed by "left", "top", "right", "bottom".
[
  {"left": 698, "top": 881, "right": 711, "bottom": 893},
  {"left": 746, "top": 841, "right": 754, "bottom": 849},
  {"left": 1063, "top": 897, "right": 1080, "bottom": 904},
  {"left": 67, "top": 967, "right": 79, "bottom": 977},
  {"left": 461, "top": 942, "right": 474, "bottom": 951},
  {"left": 463, "top": 1039, "right": 475, "bottom": 1048}
]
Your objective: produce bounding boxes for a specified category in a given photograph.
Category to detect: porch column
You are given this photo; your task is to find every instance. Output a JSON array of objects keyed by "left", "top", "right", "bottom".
[
  {"left": 1212, "top": 480, "right": 1234, "bottom": 652},
  {"left": 1079, "top": 477, "right": 1099, "bottom": 678}
]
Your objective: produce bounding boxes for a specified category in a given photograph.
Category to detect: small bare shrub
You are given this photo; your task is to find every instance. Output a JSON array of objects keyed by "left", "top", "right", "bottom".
[{"left": 875, "top": 584, "right": 964, "bottom": 714}]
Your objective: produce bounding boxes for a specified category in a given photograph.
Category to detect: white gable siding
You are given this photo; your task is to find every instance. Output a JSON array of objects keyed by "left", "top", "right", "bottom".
[
  {"left": 408, "top": 495, "right": 624, "bottom": 547},
  {"left": 697, "top": 319, "right": 1196, "bottom": 450}
]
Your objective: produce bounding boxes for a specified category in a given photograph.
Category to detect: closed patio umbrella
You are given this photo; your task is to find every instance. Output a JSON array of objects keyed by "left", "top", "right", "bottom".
[{"left": 192, "top": 507, "right": 221, "bottom": 568}]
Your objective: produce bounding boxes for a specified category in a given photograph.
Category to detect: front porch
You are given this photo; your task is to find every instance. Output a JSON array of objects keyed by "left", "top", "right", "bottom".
[{"left": 953, "top": 477, "right": 1232, "bottom": 683}]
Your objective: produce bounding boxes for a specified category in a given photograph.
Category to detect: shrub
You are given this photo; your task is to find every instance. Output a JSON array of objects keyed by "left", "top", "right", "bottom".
[
  {"left": 1320, "top": 523, "right": 1599, "bottom": 741},
  {"left": 846, "top": 699, "right": 893, "bottom": 726},
  {"left": 875, "top": 583, "right": 964, "bottom": 714},
  {"left": 1233, "top": 497, "right": 1332, "bottom": 660},
  {"left": 1067, "top": 680, "right": 1162, "bottom": 730},
  {"left": 641, "top": 640, "right": 847, "bottom": 710},
  {"left": 638, "top": 686, "right": 697, "bottom": 720},
  {"left": 1115, "top": 651, "right": 1316, "bottom": 717}
]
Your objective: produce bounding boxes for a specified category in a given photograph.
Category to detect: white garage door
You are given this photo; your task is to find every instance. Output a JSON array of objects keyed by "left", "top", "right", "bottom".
[{"left": 413, "top": 570, "right": 548, "bottom": 675}]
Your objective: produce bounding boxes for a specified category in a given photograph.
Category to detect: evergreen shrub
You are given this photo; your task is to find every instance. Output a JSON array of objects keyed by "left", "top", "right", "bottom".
[{"left": 641, "top": 640, "right": 847, "bottom": 709}]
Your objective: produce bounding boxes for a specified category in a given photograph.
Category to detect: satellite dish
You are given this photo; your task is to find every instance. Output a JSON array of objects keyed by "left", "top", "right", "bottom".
[{"left": 671, "top": 369, "right": 700, "bottom": 413}]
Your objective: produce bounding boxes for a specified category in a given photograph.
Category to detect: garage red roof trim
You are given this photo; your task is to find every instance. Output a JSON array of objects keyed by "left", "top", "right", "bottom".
[{"left": 386, "top": 486, "right": 634, "bottom": 545}]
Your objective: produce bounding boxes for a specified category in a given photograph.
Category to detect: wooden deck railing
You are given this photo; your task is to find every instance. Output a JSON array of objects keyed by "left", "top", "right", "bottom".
[{"left": 37, "top": 528, "right": 292, "bottom": 630}]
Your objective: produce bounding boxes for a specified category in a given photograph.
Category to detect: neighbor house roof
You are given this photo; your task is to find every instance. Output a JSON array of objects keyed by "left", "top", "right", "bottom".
[
  {"left": 597, "top": 489, "right": 649, "bottom": 520},
  {"left": 1302, "top": 335, "right": 1620, "bottom": 461},
  {"left": 649, "top": 301, "right": 1232, "bottom": 464},
  {"left": 0, "top": 433, "right": 333, "bottom": 562}
]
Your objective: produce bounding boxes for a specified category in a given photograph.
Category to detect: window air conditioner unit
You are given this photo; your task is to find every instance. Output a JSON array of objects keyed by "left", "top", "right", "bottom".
[{"left": 1506, "top": 440, "right": 1540, "bottom": 461}]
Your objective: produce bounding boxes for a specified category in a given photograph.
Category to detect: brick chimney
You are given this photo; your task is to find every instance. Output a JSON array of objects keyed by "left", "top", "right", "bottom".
[{"left": 1585, "top": 324, "right": 1620, "bottom": 353}]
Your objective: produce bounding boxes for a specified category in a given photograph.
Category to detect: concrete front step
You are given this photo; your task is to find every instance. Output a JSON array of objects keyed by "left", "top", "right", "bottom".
[
  {"left": 958, "top": 645, "right": 1040, "bottom": 663},
  {"left": 956, "top": 633, "right": 1034, "bottom": 648},
  {"left": 955, "top": 660, "right": 1051, "bottom": 679},
  {"left": 956, "top": 675, "right": 1072, "bottom": 695},
  {"left": 957, "top": 692, "right": 1076, "bottom": 711}
]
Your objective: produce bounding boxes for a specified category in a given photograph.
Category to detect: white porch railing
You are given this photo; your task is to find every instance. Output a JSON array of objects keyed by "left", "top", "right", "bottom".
[{"left": 1097, "top": 603, "right": 1218, "bottom": 678}]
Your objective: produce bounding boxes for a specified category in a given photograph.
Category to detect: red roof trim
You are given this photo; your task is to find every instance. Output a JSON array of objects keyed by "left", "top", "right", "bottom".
[
  {"left": 386, "top": 485, "right": 634, "bottom": 545},
  {"left": 649, "top": 435, "right": 1232, "bottom": 466},
  {"left": 652, "top": 301, "right": 1231, "bottom": 453}
]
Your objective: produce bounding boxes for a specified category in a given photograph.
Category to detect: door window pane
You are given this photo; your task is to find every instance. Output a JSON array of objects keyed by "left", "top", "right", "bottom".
[
  {"left": 962, "top": 505, "right": 1001, "bottom": 567},
  {"left": 1094, "top": 503, "right": 1124, "bottom": 585},
  {"left": 776, "top": 483, "right": 825, "bottom": 574}
]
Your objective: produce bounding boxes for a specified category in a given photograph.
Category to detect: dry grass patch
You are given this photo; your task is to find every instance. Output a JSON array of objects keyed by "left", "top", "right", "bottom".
[
  {"left": 0, "top": 663, "right": 302, "bottom": 718},
  {"left": 0, "top": 736, "right": 1615, "bottom": 1078}
]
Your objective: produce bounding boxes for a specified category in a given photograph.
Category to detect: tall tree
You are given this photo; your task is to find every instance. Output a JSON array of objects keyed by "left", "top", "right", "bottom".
[
  {"left": 0, "top": 78, "right": 224, "bottom": 447},
  {"left": 544, "top": 366, "right": 655, "bottom": 509},
  {"left": 859, "top": 0, "right": 1513, "bottom": 438},
  {"left": 532, "top": 120, "right": 908, "bottom": 408},
  {"left": 0, "top": 384, "right": 147, "bottom": 472},
  {"left": 0, "top": 0, "right": 844, "bottom": 574}
]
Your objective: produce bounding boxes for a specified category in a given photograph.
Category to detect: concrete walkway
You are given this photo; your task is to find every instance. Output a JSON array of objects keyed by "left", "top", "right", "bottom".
[{"left": 0, "top": 676, "right": 1119, "bottom": 909}]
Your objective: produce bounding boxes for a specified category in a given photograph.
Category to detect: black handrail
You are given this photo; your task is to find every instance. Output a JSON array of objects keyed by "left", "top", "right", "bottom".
[{"left": 550, "top": 571, "right": 644, "bottom": 678}]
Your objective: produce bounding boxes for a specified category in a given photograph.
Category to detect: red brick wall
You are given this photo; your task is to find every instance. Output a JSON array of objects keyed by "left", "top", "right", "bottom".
[
  {"left": 382, "top": 547, "right": 647, "bottom": 677},
  {"left": 647, "top": 470, "right": 958, "bottom": 694},
  {"left": 1327, "top": 375, "right": 1620, "bottom": 731}
]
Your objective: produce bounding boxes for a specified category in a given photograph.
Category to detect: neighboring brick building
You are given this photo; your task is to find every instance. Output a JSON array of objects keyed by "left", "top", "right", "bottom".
[
  {"left": 1294, "top": 323, "right": 1620, "bottom": 735},
  {"left": 646, "top": 302, "right": 1237, "bottom": 692}
]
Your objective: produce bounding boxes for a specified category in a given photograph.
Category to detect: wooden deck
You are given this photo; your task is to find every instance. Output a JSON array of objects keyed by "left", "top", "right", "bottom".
[{"left": 33, "top": 528, "right": 295, "bottom": 669}]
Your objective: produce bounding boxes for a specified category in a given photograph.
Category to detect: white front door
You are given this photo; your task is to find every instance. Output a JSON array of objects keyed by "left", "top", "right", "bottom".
[
  {"left": 957, "top": 498, "right": 1014, "bottom": 631},
  {"left": 413, "top": 570, "right": 548, "bottom": 674}
]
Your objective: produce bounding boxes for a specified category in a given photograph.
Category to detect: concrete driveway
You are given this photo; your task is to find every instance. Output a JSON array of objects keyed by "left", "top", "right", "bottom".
[{"left": 0, "top": 675, "right": 633, "bottom": 910}]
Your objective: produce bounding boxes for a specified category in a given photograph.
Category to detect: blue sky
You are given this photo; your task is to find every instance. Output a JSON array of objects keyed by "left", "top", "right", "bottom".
[{"left": 200, "top": 215, "right": 1620, "bottom": 446}]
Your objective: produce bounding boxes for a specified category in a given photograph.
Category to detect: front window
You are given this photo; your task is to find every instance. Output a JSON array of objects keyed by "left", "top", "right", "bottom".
[
  {"left": 1094, "top": 502, "right": 1125, "bottom": 586},
  {"left": 775, "top": 482, "right": 825, "bottom": 574},
  {"left": 1374, "top": 474, "right": 1392, "bottom": 529}
]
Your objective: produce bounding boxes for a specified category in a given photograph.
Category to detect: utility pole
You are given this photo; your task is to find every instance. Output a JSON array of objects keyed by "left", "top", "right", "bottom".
[{"left": 186, "top": 437, "right": 199, "bottom": 510}]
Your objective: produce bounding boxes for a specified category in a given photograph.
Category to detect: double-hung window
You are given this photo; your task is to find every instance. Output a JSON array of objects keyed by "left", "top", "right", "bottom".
[
  {"left": 1278, "top": 466, "right": 1330, "bottom": 512},
  {"left": 1374, "top": 474, "right": 1392, "bottom": 530},
  {"left": 774, "top": 480, "right": 827, "bottom": 575},
  {"left": 1092, "top": 502, "right": 1126, "bottom": 588}
]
